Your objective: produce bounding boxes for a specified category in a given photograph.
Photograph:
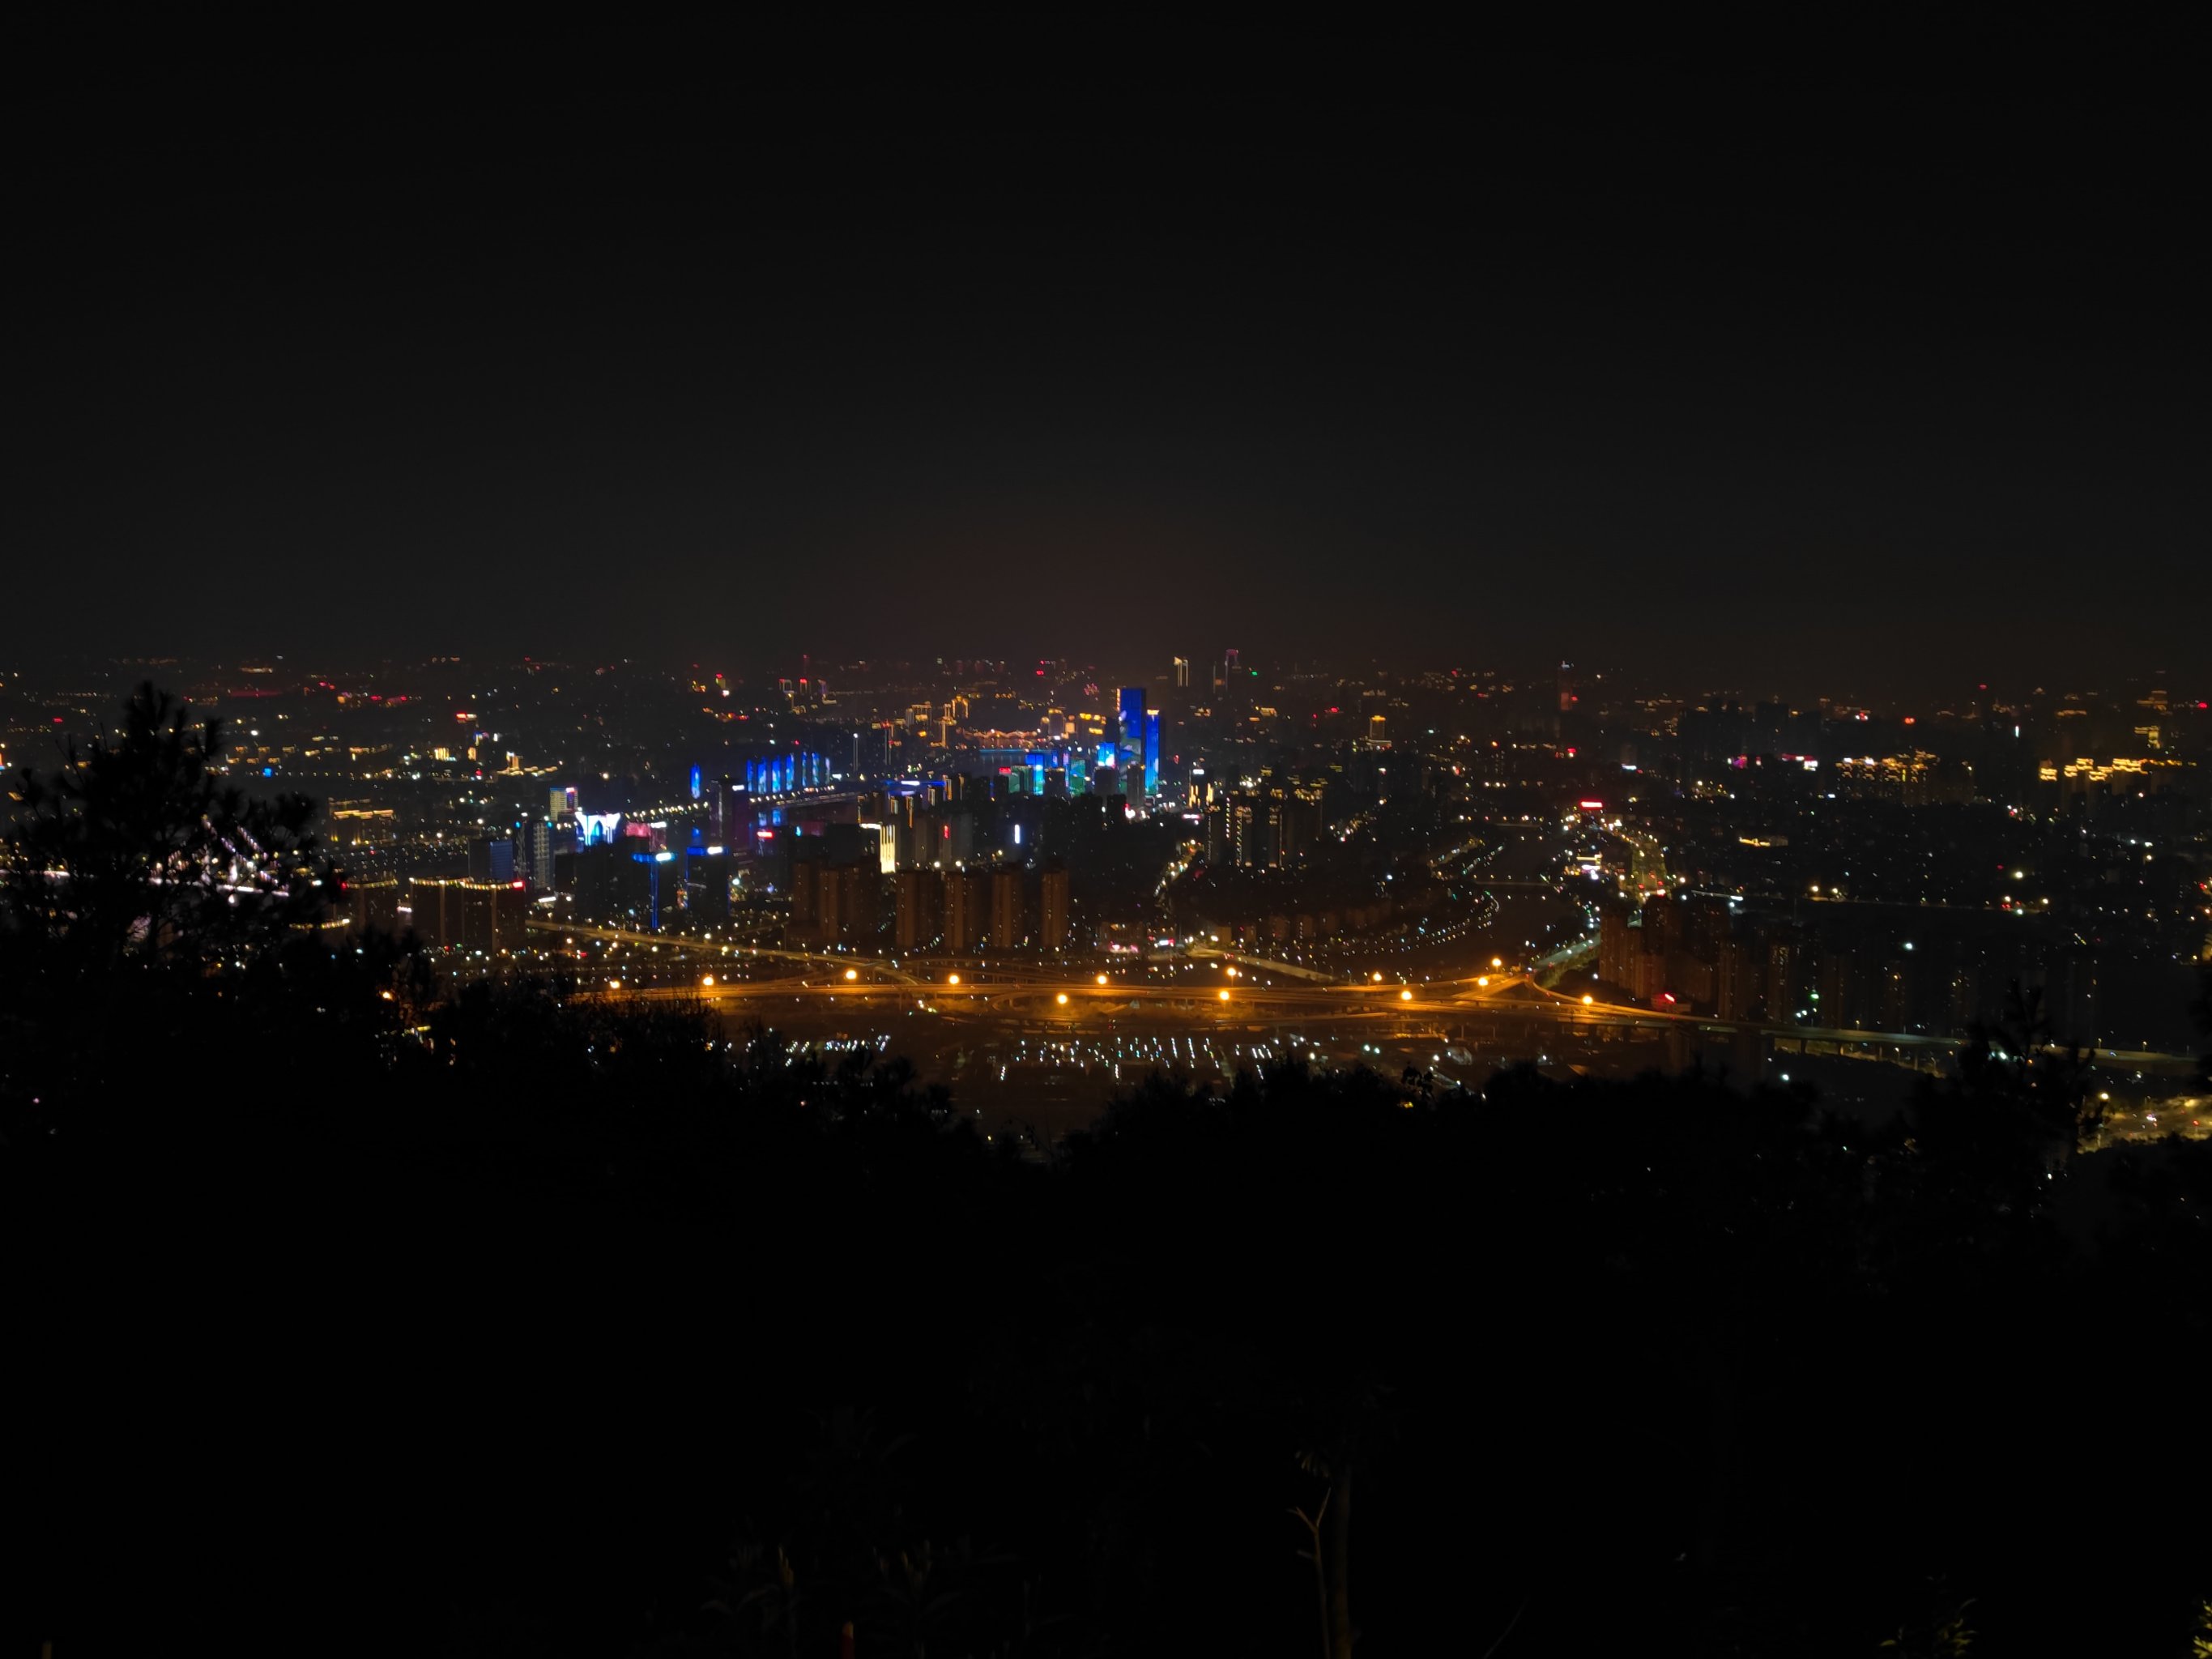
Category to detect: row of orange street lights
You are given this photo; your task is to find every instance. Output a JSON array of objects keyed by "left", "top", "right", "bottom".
[{"left": 693, "top": 958, "right": 1533, "bottom": 1013}]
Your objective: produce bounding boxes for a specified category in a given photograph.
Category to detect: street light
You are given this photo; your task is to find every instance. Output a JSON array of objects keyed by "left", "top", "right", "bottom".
[
  {"left": 1400, "top": 988, "right": 1413, "bottom": 1002},
  {"left": 948, "top": 973, "right": 961, "bottom": 985},
  {"left": 1096, "top": 973, "right": 1109, "bottom": 985},
  {"left": 701, "top": 975, "right": 714, "bottom": 987},
  {"left": 1582, "top": 993, "right": 1594, "bottom": 1005},
  {"left": 843, "top": 968, "right": 858, "bottom": 981},
  {"left": 1056, "top": 992, "right": 1068, "bottom": 1004},
  {"left": 1217, "top": 988, "right": 1230, "bottom": 1001}
]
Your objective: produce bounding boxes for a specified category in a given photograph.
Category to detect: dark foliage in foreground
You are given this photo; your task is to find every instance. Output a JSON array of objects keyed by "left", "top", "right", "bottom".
[
  {"left": 7, "top": 962, "right": 2206, "bottom": 1657},
  {"left": 4, "top": 695, "right": 2208, "bottom": 1657}
]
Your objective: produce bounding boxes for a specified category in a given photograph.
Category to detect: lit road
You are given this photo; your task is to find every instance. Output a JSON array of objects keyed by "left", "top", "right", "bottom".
[
  {"left": 568, "top": 958, "right": 2204, "bottom": 1078},
  {"left": 528, "top": 918, "right": 923, "bottom": 983}
]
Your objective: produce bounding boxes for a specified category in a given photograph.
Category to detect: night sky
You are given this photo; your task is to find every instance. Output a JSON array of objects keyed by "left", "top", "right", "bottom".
[{"left": 11, "top": 37, "right": 2206, "bottom": 696}]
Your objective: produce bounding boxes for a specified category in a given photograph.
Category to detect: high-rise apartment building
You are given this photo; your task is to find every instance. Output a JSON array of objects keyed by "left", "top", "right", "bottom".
[
  {"left": 408, "top": 877, "right": 462, "bottom": 947},
  {"left": 460, "top": 880, "right": 526, "bottom": 953},
  {"left": 989, "top": 865, "right": 1025, "bottom": 949},
  {"left": 893, "top": 868, "right": 939, "bottom": 952},
  {"left": 943, "top": 868, "right": 989, "bottom": 952},
  {"left": 1039, "top": 860, "right": 1070, "bottom": 949}
]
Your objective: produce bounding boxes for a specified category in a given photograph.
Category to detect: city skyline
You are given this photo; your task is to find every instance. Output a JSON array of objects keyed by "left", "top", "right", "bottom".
[{"left": 9, "top": 32, "right": 2209, "bottom": 1658}]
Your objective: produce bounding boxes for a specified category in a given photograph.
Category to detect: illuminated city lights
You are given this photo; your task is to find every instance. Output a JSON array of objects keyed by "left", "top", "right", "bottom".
[{"left": 13, "top": 73, "right": 2206, "bottom": 1652}]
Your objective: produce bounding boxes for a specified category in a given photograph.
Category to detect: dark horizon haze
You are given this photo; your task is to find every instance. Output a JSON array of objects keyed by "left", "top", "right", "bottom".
[{"left": 9, "top": 36, "right": 2206, "bottom": 699}]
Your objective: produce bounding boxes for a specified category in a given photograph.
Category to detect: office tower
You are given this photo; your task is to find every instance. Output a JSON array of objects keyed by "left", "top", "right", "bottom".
[
  {"left": 466, "top": 837, "right": 516, "bottom": 884},
  {"left": 1172, "top": 656, "right": 1191, "bottom": 689},
  {"left": 989, "top": 864, "right": 1025, "bottom": 949},
  {"left": 710, "top": 778, "right": 748, "bottom": 844},
  {"left": 613, "top": 850, "right": 674, "bottom": 932},
  {"left": 522, "top": 818, "right": 565, "bottom": 890},
  {"left": 1143, "top": 711, "right": 1160, "bottom": 798},
  {"left": 1229, "top": 795, "right": 1259, "bottom": 865},
  {"left": 1117, "top": 686, "right": 1145, "bottom": 757},
  {"left": 573, "top": 842, "right": 620, "bottom": 919},
  {"left": 684, "top": 847, "right": 731, "bottom": 926},
  {"left": 823, "top": 821, "right": 878, "bottom": 868},
  {"left": 1039, "top": 860, "right": 1070, "bottom": 949},
  {"left": 1367, "top": 714, "right": 1387, "bottom": 748}
]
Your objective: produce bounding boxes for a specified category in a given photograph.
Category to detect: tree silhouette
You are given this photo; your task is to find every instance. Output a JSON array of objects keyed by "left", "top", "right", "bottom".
[
  {"left": 1912, "top": 981, "right": 2098, "bottom": 1185},
  {"left": 2, "top": 681, "right": 324, "bottom": 973}
]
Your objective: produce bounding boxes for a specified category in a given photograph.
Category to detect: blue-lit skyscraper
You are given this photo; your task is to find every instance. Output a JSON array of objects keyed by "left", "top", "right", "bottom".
[
  {"left": 1118, "top": 687, "right": 1144, "bottom": 772},
  {"left": 1143, "top": 710, "right": 1160, "bottom": 798}
]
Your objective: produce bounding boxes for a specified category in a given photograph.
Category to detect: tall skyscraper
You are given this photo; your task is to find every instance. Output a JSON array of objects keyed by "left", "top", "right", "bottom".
[
  {"left": 684, "top": 847, "right": 731, "bottom": 926},
  {"left": 521, "top": 818, "right": 563, "bottom": 890},
  {"left": 466, "top": 837, "right": 515, "bottom": 884},
  {"left": 1171, "top": 656, "right": 1191, "bottom": 689},
  {"left": 1118, "top": 686, "right": 1145, "bottom": 760},
  {"left": 1142, "top": 710, "right": 1160, "bottom": 799}
]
